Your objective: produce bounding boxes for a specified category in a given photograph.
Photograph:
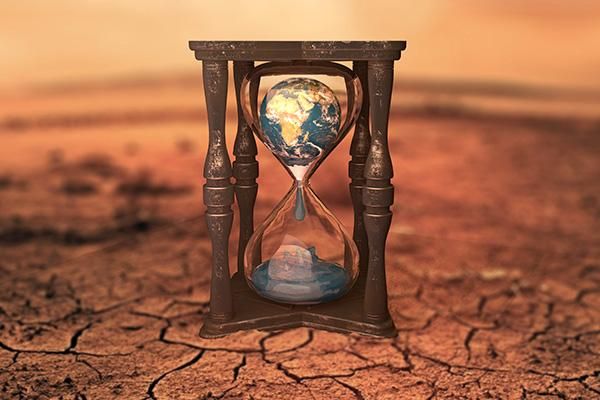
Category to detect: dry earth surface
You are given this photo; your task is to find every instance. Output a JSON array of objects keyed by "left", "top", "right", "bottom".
[{"left": 0, "top": 78, "right": 599, "bottom": 399}]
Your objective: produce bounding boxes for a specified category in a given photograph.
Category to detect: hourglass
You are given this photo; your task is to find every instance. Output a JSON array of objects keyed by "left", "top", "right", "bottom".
[
  {"left": 188, "top": 41, "right": 406, "bottom": 338},
  {"left": 240, "top": 62, "right": 362, "bottom": 305}
]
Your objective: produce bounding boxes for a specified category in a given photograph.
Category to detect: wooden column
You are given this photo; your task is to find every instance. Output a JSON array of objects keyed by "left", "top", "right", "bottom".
[
  {"left": 232, "top": 61, "right": 258, "bottom": 275},
  {"left": 203, "top": 60, "right": 234, "bottom": 322},
  {"left": 363, "top": 60, "right": 394, "bottom": 322},
  {"left": 349, "top": 61, "right": 371, "bottom": 275}
]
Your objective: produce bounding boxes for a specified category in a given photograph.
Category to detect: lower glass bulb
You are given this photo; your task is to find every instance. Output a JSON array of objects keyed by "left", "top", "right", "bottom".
[{"left": 244, "top": 181, "right": 359, "bottom": 305}]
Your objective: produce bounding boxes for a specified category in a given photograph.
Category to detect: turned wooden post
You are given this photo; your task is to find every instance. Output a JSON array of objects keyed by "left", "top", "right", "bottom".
[
  {"left": 203, "top": 60, "right": 234, "bottom": 322},
  {"left": 363, "top": 60, "right": 394, "bottom": 322},
  {"left": 349, "top": 61, "right": 371, "bottom": 275},
  {"left": 233, "top": 61, "right": 258, "bottom": 275}
]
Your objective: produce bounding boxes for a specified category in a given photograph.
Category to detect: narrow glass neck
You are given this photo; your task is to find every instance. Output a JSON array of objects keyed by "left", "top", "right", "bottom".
[{"left": 288, "top": 164, "right": 310, "bottom": 183}]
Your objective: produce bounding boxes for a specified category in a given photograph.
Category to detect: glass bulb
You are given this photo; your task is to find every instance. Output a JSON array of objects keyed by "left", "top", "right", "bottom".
[
  {"left": 245, "top": 182, "right": 359, "bottom": 304},
  {"left": 241, "top": 70, "right": 362, "bottom": 305}
]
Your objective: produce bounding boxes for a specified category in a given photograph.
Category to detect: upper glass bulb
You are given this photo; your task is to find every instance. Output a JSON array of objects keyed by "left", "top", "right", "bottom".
[{"left": 259, "top": 77, "right": 341, "bottom": 180}]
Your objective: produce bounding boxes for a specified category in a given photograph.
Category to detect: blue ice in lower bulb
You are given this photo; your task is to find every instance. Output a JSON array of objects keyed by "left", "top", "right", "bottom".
[{"left": 250, "top": 237, "right": 350, "bottom": 304}]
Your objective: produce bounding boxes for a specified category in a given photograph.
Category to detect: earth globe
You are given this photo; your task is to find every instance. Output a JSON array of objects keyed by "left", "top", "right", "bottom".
[
  {"left": 243, "top": 77, "right": 360, "bottom": 305},
  {"left": 259, "top": 77, "right": 341, "bottom": 174}
]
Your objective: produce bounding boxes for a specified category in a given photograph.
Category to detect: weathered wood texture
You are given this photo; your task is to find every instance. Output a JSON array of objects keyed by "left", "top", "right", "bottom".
[
  {"left": 189, "top": 41, "right": 406, "bottom": 61},
  {"left": 363, "top": 60, "right": 395, "bottom": 323},
  {"left": 350, "top": 61, "right": 371, "bottom": 274},
  {"left": 202, "top": 60, "right": 234, "bottom": 322},
  {"left": 232, "top": 61, "right": 258, "bottom": 275}
]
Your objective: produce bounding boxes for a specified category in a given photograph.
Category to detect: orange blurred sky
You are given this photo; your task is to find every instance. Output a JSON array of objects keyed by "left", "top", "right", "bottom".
[{"left": 1, "top": 0, "right": 600, "bottom": 91}]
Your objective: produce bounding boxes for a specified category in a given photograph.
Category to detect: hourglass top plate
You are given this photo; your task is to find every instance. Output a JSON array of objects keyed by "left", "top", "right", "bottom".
[{"left": 189, "top": 41, "right": 406, "bottom": 61}]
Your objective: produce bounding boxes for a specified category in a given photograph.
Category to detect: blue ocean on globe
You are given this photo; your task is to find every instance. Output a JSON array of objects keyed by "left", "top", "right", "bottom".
[{"left": 259, "top": 77, "right": 341, "bottom": 167}]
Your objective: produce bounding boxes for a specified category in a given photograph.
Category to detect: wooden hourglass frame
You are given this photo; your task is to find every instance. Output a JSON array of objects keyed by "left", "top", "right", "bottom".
[{"left": 188, "top": 41, "right": 406, "bottom": 338}]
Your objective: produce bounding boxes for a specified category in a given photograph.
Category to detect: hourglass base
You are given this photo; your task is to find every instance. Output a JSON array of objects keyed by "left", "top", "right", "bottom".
[{"left": 199, "top": 273, "right": 396, "bottom": 338}]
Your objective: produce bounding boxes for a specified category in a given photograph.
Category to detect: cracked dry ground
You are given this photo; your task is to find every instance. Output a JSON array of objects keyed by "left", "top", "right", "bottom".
[{"left": 1, "top": 100, "right": 600, "bottom": 398}]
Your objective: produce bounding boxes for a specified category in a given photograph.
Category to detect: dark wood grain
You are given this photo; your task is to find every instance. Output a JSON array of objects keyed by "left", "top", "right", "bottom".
[
  {"left": 350, "top": 60, "right": 371, "bottom": 275},
  {"left": 202, "top": 60, "right": 234, "bottom": 322},
  {"left": 232, "top": 61, "right": 258, "bottom": 276},
  {"left": 189, "top": 41, "right": 406, "bottom": 61},
  {"left": 363, "top": 60, "right": 395, "bottom": 323}
]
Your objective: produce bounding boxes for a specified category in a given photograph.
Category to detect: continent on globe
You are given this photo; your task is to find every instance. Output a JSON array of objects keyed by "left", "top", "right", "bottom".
[{"left": 259, "top": 78, "right": 341, "bottom": 169}]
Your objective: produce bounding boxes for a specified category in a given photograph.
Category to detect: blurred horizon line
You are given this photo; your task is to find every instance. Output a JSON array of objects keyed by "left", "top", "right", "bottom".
[
  {"left": 2, "top": 69, "right": 600, "bottom": 135},
  {"left": 6, "top": 70, "right": 600, "bottom": 103},
  {"left": 2, "top": 98, "right": 598, "bottom": 136}
]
